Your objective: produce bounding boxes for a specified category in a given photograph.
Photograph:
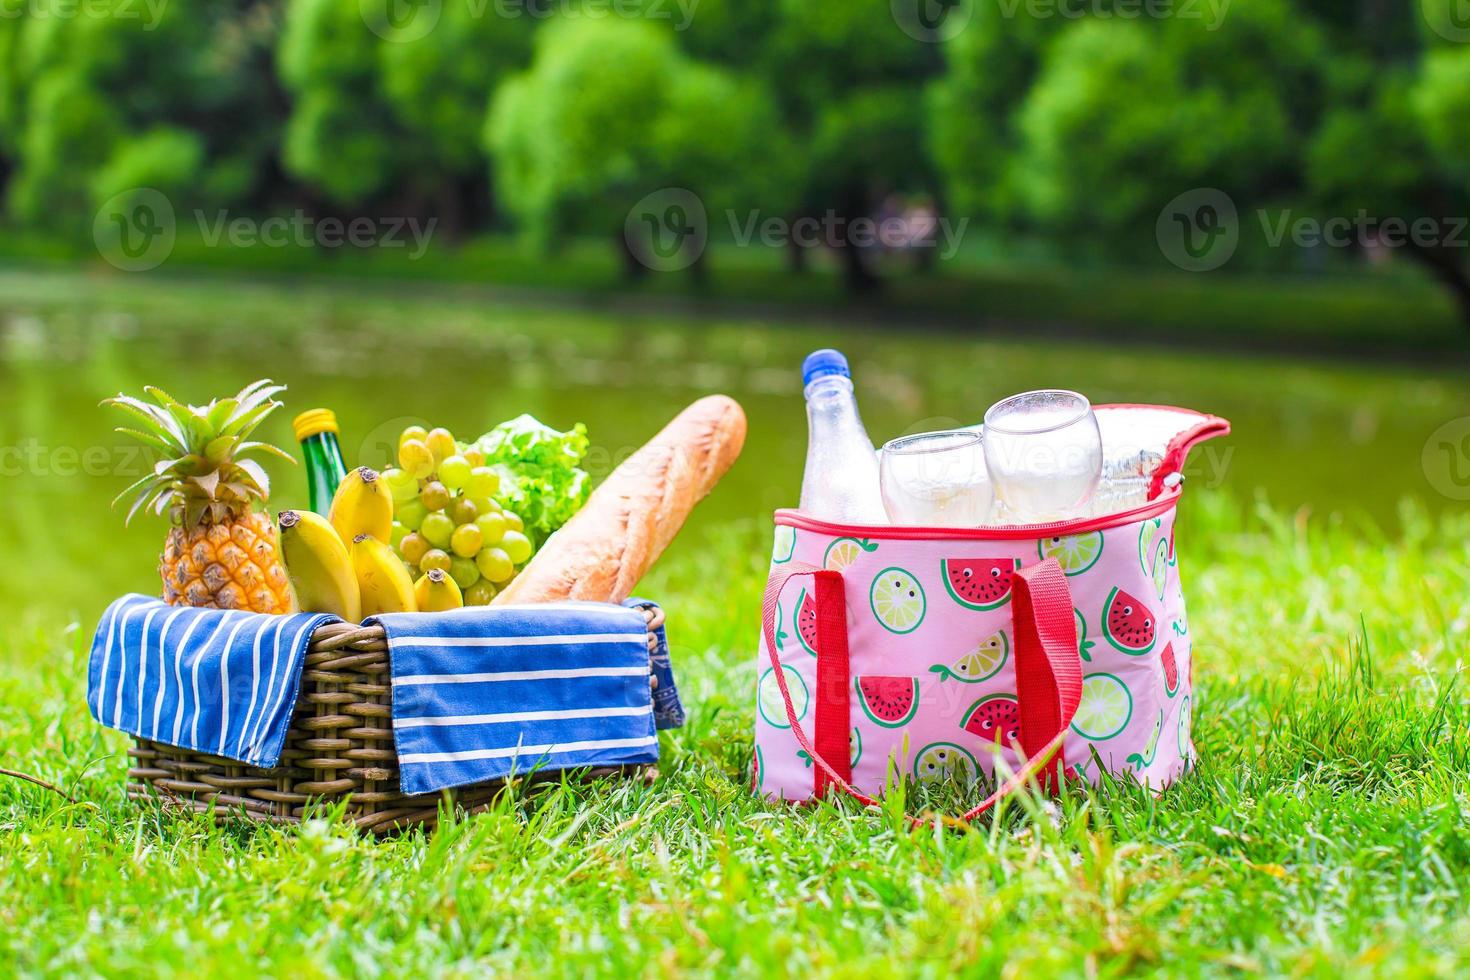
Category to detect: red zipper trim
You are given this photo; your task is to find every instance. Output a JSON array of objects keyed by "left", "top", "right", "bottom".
[{"left": 775, "top": 487, "right": 1182, "bottom": 541}]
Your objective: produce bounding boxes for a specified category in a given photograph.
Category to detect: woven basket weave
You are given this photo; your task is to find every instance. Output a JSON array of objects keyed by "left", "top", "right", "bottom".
[{"left": 126, "top": 605, "right": 663, "bottom": 834}]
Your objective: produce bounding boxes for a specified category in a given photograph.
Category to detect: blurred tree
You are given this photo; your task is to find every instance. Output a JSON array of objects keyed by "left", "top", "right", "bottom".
[
  {"left": 926, "top": 2, "right": 1057, "bottom": 225},
  {"left": 378, "top": 5, "right": 531, "bottom": 233},
  {"left": 3, "top": 1, "right": 286, "bottom": 230},
  {"left": 1307, "top": 4, "right": 1470, "bottom": 325},
  {"left": 278, "top": 0, "right": 405, "bottom": 206},
  {"left": 487, "top": 16, "right": 788, "bottom": 277},
  {"left": 761, "top": 0, "right": 942, "bottom": 290},
  {"left": 1003, "top": 1, "right": 1324, "bottom": 262}
]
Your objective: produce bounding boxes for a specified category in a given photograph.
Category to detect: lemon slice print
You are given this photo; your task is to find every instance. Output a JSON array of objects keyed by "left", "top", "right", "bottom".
[
  {"left": 771, "top": 525, "right": 796, "bottom": 564},
  {"left": 1150, "top": 538, "right": 1169, "bottom": 601},
  {"left": 912, "top": 742, "right": 978, "bottom": 784},
  {"left": 1037, "top": 531, "right": 1104, "bottom": 576},
  {"left": 757, "top": 665, "right": 808, "bottom": 729},
  {"left": 1138, "top": 518, "right": 1162, "bottom": 574},
  {"left": 823, "top": 536, "right": 876, "bottom": 573},
  {"left": 869, "top": 566, "right": 926, "bottom": 634},
  {"left": 1070, "top": 672, "right": 1133, "bottom": 741},
  {"left": 929, "top": 630, "right": 1008, "bottom": 683}
]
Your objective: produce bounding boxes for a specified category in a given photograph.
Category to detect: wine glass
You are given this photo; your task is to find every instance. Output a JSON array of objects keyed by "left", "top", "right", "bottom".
[
  {"left": 880, "top": 431, "right": 993, "bottom": 527},
  {"left": 982, "top": 390, "right": 1102, "bottom": 522}
]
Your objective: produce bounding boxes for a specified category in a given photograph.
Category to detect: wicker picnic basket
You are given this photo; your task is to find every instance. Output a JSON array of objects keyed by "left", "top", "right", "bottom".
[{"left": 126, "top": 605, "right": 663, "bottom": 834}]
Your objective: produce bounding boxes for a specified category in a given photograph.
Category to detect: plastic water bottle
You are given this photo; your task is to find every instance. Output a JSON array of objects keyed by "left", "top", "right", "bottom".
[{"left": 799, "top": 349, "right": 887, "bottom": 522}]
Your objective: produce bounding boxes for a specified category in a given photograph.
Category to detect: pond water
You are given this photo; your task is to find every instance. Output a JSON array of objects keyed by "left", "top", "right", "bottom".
[{"left": 1, "top": 269, "right": 1465, "bottom": 628}]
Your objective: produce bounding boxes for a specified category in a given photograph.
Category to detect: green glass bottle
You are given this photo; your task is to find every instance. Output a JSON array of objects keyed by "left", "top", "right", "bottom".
[{"left": 293, "top": 408, "right": 348, "bottom": 516}]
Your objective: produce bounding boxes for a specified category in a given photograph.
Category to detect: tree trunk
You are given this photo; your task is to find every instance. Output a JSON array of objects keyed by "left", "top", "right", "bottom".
[
  {"left": 688, "top": 236, "right": 709, "bottom": 286},
  {"left": 1403, "top": 239, "right": 1470, "bottom": 331},
  {"left": 786, "top": 233, "right": 808, "bottom": 274},
  {"left": 434, "top": 181, "right": 464, "bottom": 244},
  {"left": 617, "top": 231, "right": 648, "bottom": 281},
  {"left": 834, "top": 187, "right": 880, "bottom": 294},
  {"left": 836, "top": 236, "right": 880, "bottom": 294}
]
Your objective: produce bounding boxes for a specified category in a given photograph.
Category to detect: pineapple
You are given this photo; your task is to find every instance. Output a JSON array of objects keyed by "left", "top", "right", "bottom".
[{"left": 105, "top": 379, "right": 297, "bottom": 613}]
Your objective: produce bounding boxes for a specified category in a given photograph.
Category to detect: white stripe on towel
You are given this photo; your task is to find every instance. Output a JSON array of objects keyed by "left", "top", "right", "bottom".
[
  {"left": 397, "top": 734, "right": 659, "bottom": 765},
  {"left": 211, "top": 616, "right": 252, "bottom": 753},
  {"left": 149, "top": 608, "right": 187, "bottom": 739},
  {"left": 394, "top": 665, "right": 649, "bottom": 686},
  {"left": 395, "top": 704, "right": 652, "bottom": 729},
  {"left": 389, "top": 632, "right": 638, "bottom": 649}
]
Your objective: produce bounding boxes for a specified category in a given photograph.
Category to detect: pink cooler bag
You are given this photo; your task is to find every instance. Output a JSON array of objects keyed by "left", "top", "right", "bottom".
[{"left": 755, "top": 405, "right": 1230, "bottom": 818}]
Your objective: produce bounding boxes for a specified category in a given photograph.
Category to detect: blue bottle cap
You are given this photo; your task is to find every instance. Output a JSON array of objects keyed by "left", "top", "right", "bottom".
[{"left": 802, "top": 349, "right": 850, "bottom": 386}]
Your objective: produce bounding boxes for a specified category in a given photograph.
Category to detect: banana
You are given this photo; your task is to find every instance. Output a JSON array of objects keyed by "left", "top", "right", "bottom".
[
  {"left": 329, "top": 467, "right": 393, "bottom": 545},
  {"left": 353, "top": 534, "right": 417, "bottom": 615},
  {"left": 278, "top": 510, "right": 361, "bottom": 622},
  {"left": 414, "top": 568, "right": 464, "bottom": 612}
]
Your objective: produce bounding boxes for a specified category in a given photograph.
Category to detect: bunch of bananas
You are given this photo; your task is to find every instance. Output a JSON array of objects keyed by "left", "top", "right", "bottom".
[{"left": 279, "top": 465, "right": 463, "bottom": 619}]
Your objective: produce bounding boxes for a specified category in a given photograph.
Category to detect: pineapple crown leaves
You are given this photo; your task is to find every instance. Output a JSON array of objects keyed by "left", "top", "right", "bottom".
[{"left": 102, "top": 379, "right": 295, "bottom": 527}]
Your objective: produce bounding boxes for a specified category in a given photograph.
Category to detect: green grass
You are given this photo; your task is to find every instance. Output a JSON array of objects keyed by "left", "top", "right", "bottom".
[
  {"left": 4, "top": 497, "right": 1469, "bottom": 976},
  {"left": 2, "top": 229, "right": 1464, "bottom": 355}
]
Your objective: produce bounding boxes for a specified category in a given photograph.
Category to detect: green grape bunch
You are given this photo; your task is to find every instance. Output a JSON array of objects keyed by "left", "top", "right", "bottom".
[{"left": 385, "top": 424, "right": 535, "bottom": 606}]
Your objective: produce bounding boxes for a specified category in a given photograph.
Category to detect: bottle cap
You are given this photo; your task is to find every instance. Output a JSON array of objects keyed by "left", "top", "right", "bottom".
[
  {"left": 802, "top": 349, "right": 850, "bottom": 386},
  {"left": 292, "top": 408, "right": 339, "bottom": 442}
]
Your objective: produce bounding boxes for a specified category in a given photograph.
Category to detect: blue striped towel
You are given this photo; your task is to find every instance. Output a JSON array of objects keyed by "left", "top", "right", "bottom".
[
  {"left": 630, "top": 596, "right": 686, "bottom": 730},
  {"left": 87, "top": 595, "right": 339, "bottom": 767},
  {"left": 372, "top": 601, "right": 666, "bottom": 795}
]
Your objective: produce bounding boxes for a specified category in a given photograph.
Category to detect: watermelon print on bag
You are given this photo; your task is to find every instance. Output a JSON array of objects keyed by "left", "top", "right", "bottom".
[{"left": 752, "top": 404, "right": 1229, "bottom": 805}]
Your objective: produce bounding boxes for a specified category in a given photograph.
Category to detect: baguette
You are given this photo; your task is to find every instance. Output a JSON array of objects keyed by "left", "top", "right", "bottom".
[{"left": 492, "top": 395, "right": 747, "bottom": 605}]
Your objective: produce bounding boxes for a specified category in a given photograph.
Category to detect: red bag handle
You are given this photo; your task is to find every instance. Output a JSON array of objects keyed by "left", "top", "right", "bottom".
[{"left": 760, "top": 557, "right": 1082, "bottom": 825}]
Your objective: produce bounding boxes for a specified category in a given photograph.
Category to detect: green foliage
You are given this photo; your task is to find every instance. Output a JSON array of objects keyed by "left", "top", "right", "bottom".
[
  {"left": 379, "top": 7, "right": 531, "bottom": 177},
  {"left": 487, "top": 17, "right": 786, "bottom": 244},
  {"left": 4, "top": 1, "right": 282, "bottom": 229},
  {"left": 1413, "top": 48, "right": 1470, "bottom": 179},
  {"left": 1307, "top": 78, "right": 1428, "bottom": 218},
  {"left": 926, "top": 5, "right": 1056, "bottom": 220},
  {"left": 1013, "top": 2, "right": 1324, "bottom": 252},
  {"left": 278, "top": 0, "right": 402, "bottom": 205}
]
